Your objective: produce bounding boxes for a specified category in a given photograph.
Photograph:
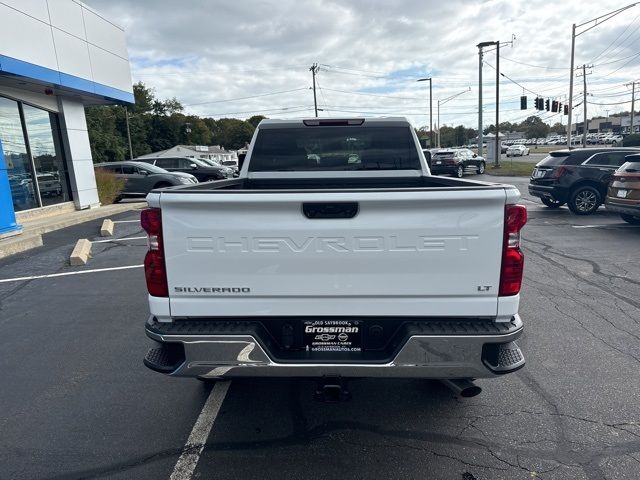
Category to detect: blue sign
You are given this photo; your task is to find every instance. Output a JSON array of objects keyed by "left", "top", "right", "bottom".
[{"left": 0, "top": 139, "right": 22, "bottom": 236}]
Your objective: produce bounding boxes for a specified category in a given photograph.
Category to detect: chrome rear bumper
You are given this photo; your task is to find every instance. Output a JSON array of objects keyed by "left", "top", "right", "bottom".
[{"left": 144, "top": 315, "right": 524, "bottom": 379}]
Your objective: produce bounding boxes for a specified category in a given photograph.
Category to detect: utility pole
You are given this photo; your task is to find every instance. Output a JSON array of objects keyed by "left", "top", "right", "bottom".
[
  {"left": 495, "top": 41, "right": 500, "bottom": 167},
  {"left": 567, "top": 4, "right": 639, "bottom": 149},
  {"left": 310, "top": 64, "right": 319, "bottom": 117},
  {"left": 478, "top": 38, "right": 512, "bottom": 167},
  {"left": 416, "top": 78, "right": 433, "bottom": 147},
  {"left": 631, "top": 82, "right": 636, "bottom": 134},
  {"left": 583, "top": 65, "right": 587, "bottom": 147},
  {"left": 125, "top": 106, "right": 133, "bottom": 160},
  {"left": 568, "top": 23, "right": 576, "bottom": 148},
  {"left": 478, "top": 48, "right": 483, "bottom": 157},
  {"left": 576, "top": 64, "right": 592, "bottom": 148}
]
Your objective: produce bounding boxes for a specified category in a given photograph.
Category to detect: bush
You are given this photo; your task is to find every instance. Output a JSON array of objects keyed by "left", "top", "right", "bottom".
[
  {"left": 623, "top": 134, "right": 640, "bottom": 147},
  {"left": 94, "top": 168, "right": 125, "bottom": 205}
]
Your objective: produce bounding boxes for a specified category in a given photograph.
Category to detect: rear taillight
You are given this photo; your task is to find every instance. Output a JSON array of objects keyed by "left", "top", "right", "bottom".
[
  {"left": 551, "top": 166, "right": 568, "bottom": 178},
  {"left": 141, "top": 208, "right": 168, "bottom": 297},
  {"left": 499, "top": 205, "right": 527, "bottom": 296}
]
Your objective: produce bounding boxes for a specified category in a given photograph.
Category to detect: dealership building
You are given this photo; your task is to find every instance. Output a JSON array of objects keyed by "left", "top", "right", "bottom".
[{"left": 0, "top": 0, "right": 133, "bottom": 237}]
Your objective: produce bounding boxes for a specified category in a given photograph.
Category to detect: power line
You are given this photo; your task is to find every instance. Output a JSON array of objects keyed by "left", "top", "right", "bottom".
[
  {"left": 197, "top": 105, "right": 312, "bottom": 117},
  {"left": 499, "top": 57, "right": 565, "bottom": 70},
  {"left": 594, "top": 51, "right": 640, "bottom": 79},
  {"left": 589, "top": 15, "right": 640, "bottom": 64},
  {"left": 183, "top": 87, "right": 308, "bottom": 107},
  {"left": 587, "top": 100, "right": 631, "bottom": 105},
  {"left": 321, "top": 87, "right": 423, "bottom": 101}
]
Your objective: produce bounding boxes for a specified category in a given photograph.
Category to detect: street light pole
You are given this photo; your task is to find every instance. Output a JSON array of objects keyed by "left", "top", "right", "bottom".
[
  {"left": 124, "top": 107, "right": 133, "bottom": 160},
  {"left": 417, "top": 78, "right": 433, "bottom": 147},
  {"left": 567, "top": 3, "right": 639, "bottom": 149},
  {"left": 478, "top": 48, "right": 483, "bottom": 157}
]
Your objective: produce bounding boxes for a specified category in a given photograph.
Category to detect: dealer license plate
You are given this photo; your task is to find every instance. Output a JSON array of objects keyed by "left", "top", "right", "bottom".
[
  {"left": 435, "top": 160, "right": 442, "bottom": 165},
  {"left": 303, "top": 320, "right": 362, "bottom": 352},
  {"left": 617, "top": 189, "right": 628, "bottom": 198}
]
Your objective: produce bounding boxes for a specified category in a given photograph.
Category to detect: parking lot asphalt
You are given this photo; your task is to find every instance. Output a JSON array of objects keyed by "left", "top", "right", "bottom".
[{"left": 0, "top": 177, "right": 639, "bottom": 480}]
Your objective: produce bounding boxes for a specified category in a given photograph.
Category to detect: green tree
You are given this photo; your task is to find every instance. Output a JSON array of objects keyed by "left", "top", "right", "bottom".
[
  {"left": 247, "top": 115, "right": 267, "bottom": 129},
  {"left": 521, "top": 116, "right": 550, "bottom": 139},
  {"left": 212, "top": 118, "right": 255, "bottom": 150},
  {"left": 86, "top": 106, "right": 127, "bottom": 162}
]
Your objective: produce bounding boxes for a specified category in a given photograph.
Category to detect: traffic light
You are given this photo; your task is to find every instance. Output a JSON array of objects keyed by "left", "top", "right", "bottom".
[
  {"left": 551, "top": 100, "right": 558, "bottom": 113},
  {"left": 558, "top": 102, "right": 562, "bottom": 113},
  {"left": 545, "top": 99, "right": 550, "bottom": 111},
  {"left": 564, "top": 104, "right": 569, "bottom": 115},
  {"left": 520, "top": 95, "right": 527, "bottom": 110},
  {"left": 535, "top": 97, "right": 543, "bottom": 110}
]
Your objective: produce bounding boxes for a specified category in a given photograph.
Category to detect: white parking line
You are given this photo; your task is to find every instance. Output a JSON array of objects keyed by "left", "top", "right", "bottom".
[
  {"left": 113, "top": 220, "right": 141, "bottom": 223},
  {"left": 170, "top": 381, "right": 231, "bottom": 480},
  {"left": 92, "top": 236, "right": 147, "bottom": 243},
  {"left": 0, "top": 264, "right": 143, "bottom": 284},
  {"left": 572, "top": 224, "right": 639, "bottom": 229}
]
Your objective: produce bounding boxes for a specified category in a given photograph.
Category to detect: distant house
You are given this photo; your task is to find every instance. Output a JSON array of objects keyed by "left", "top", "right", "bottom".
[{"left": 137, "top": 145, "right": 238, "bottom": 164}]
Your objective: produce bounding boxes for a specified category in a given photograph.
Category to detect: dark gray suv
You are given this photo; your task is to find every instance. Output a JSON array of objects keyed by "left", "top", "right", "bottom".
[
  {"left": 94, "top": 161, "right": 197, "bottom": 200},
  {"left": 135, "top": 157, "right": 232, "bottom": 181}
]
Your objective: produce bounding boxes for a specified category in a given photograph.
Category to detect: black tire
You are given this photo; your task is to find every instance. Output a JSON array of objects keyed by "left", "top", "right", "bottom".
[
  {"left": 568, "top": 186, "right": 601, "bottom": 215},
  {"left": 621, "top": 213, "right": 640, "bottom": 224},
  {"left": 454, "top": 164, "right": 464, "bottom": 178},
  {"left": 541, "top": 198, "right": 565, "bottom": 209},
  {"left": 476, "top": 161, "right": 486, "bottom": 174}
]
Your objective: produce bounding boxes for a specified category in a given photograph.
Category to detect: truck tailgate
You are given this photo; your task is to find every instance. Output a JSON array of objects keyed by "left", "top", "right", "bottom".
[{"left": 160, "top": 188, "right": 507, "bottom": 318}]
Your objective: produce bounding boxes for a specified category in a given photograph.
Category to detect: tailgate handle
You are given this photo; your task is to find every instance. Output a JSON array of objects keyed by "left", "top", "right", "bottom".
[{"left": 302, "top": 202, "right": 359, "bottom": 219}]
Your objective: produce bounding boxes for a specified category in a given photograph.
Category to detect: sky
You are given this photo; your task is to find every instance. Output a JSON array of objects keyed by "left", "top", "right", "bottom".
[{"left": 88, "top": 0, "right": 640, "bottom": 130}]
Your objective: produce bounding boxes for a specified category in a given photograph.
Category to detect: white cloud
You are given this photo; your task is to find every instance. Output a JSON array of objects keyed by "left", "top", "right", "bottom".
[{"left": 87, "top": 0, "right": 640, "bottom": 129}]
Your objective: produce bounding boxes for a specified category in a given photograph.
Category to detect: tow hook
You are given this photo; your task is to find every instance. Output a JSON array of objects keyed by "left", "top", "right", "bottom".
[{"left": 314, "top": 376, "right": 351, "bottom": 402}]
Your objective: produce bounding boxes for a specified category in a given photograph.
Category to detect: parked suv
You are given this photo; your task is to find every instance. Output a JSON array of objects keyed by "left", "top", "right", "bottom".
[
  {"left": 528, "top": 148, "right": 640, "bottom": 215},
  {"left": 95, "top": 161, "right": 197, "bottom": 200},
  {"left": 135, "top": 156, "right": 231, "bottom": 181},
  {"left": 430, "top": 148, "right": 485, "bottom": 177},
  {"left": 605, "top": 155, "right": 640, "bottom": 224}
]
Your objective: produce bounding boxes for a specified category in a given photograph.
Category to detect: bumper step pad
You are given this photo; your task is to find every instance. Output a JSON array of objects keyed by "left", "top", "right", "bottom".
[
  {"left": 482, "top": 341, "right": 525, "bottom": 374},
  {"left": 143, "top": 344, "right": 185, "bottom": 373}
]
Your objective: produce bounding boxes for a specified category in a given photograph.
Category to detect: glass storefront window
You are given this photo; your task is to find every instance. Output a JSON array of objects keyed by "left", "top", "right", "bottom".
[
  {"left": 22, "top": 104, "right": 71, "bottom": 206},
  {"left": 0, "top": 96, "right": 71, "bottom": 211},
  {"left": 0, "top": 97, "right": 38, "bottom": 211}
]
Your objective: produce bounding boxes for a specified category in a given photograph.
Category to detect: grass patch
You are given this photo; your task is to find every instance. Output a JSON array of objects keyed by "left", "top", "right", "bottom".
[
  {"left": 484, "top": 161, "right": 537, "bottom": 177},
  {"left": 95, "top": 168, "right": 125, "bottom": 204}
]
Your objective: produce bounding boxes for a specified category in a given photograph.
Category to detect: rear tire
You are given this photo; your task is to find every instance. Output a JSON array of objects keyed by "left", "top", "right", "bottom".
[
  {"left": 455, "top": 164, "right": 464, "bottom": 178},
  {"left": 476, "top": 161, "right": 486, "bottom": 174},
  {"left": 541, "top": 198, "right": 565, "bottom": 209},
  {"left": 621, "top": 213, "right": 640, "bottom": 224},
  {"left": 568, "top": 186, "right": 601, "bottom": 215}
]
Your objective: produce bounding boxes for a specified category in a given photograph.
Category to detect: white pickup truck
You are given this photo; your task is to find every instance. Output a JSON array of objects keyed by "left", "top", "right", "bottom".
[{"left": 142, "top": 117, "right": 527, "bottom": 398}]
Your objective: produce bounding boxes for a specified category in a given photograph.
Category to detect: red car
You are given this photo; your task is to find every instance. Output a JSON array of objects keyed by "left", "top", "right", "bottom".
[{"left": 605, "top": 156, "right": 640, "bottom": 224}]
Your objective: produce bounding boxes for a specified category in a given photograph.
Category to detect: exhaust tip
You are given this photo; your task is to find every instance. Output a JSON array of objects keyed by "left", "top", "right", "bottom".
[
  {"left": 459, "top": 385, "right": 482, "bottom": 398},
  {"left": 440, "top": 378, "right": 482, "bottom": 398}
]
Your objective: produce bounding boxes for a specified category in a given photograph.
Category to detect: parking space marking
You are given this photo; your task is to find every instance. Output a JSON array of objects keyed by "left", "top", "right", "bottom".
[
  {"left": 92, "top": 236, "right": 147, "bottom": 243},
  {"left": 0, "top": 264, "right": 143, "bottom": 284},
  {"left": 572, "top": 224, "right": 640, "bottom": 229},
  {"left": 113, "top": 220, "right": 141, "bottom": 223},
  {"left": 170, "top": 381, "right": 231, "bottom": 480}
]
